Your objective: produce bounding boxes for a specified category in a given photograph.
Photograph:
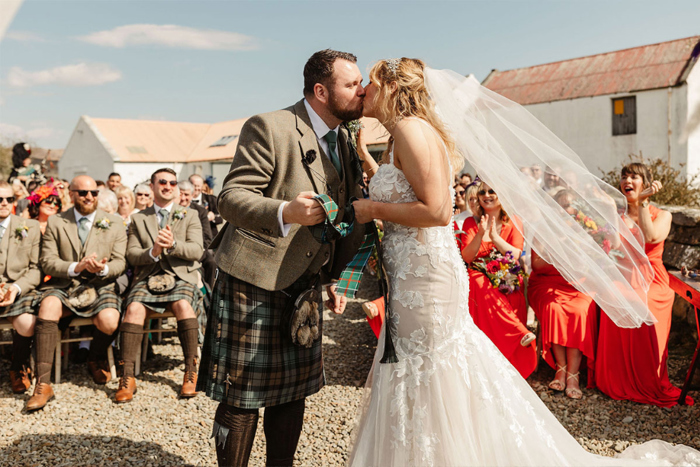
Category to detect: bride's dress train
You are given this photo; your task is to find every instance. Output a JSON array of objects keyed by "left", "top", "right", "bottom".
[{"left": 347, "top": 135, "right": 699, "bottom": 466}]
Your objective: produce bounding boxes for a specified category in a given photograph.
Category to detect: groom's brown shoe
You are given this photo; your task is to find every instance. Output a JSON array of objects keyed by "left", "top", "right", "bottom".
[
  {"left": 180, "top": 371, "right": 198, "bottom": 398},
  {"left": 26, "top": 383, "right": 55, "bottom": 411},
  {"left": 10, "top": 367, "right": 32, "bottom": 394},
  {"left": 115, "top": 376, "right": 137, "bottom": 403}
]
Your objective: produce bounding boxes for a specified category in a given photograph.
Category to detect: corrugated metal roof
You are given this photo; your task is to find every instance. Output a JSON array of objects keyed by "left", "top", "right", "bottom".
[
  {"left": 482, "top": 36, "right": 700, "bottom": 105},
  {"left": 88, "top": 115, "right": 389, "bottom": 164}
]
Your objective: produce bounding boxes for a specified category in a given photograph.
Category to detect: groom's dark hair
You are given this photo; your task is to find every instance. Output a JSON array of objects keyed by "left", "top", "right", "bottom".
[{"left": 303, "top": 49, "right": 357, "bottom": 96}]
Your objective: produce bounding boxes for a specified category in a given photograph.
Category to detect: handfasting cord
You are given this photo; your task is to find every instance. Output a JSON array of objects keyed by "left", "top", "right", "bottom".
[{"left": 312, "top": 193, "right": 398, "bottom": 364}]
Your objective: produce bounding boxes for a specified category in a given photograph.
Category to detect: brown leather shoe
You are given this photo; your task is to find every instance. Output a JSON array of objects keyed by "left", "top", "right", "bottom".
[
  {"left": 10, "top": 366, "right": 33, "bottom": 394},
  {"left": 180, "top": 371, "right": 198, "bottom": 398},
  {"left": 115, "top": 376, "right": 137, "bottom": 403},
  {"left": 88, "top": 360, "right": 112, "bottom": 384},
  {"left": 26, "top": 382, "right": 55, "bottom": 411}
]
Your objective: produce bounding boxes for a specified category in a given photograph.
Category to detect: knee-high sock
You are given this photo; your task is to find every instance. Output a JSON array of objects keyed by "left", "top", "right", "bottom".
[
  {"left": 34, "top": 318, "right": 58, "bottom": 384},
  {"left": 89, "top": 329, "right": 116, "bottom": 362},
  {"left": 11, "top": 333, "right": 33, "bottom": 371},
  {"left": 119, "top": 322, "right": 143, "bottom": 377},
  {"left": 177, "top": 318, "right": 199, "bottom": 372},
  {"left": 214, "top": 402, "right": 259, "bottom": 467},
  {"left": 264, "top": 398, "right": 306, "bottom": 467}
]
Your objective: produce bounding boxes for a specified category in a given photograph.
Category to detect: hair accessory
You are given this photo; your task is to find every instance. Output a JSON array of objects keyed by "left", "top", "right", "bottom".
[
  {"left": 26, "top": 183, "right": 60, "bottom": 207},
  {"left": 465, "top": 175, "right": 481, "bottom": 188},
  {"left": 385, "top": 58, "right": 401, "bottom": 76}
]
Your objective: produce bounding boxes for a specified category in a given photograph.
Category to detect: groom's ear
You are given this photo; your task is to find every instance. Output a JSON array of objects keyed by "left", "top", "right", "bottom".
[{"left": 313, "top": 82, "right": 329, "bottom": 104}]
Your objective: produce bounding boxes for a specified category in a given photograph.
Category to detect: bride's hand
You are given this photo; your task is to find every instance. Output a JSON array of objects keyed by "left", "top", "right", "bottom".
[
  {"left": 357, "top": 128, "right": 370, "bottom": 157},
  {"left": 353, "top": 199, "right": 376, "bottom": 224}
]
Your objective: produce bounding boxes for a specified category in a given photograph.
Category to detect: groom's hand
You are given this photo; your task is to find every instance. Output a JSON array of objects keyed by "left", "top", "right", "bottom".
[
  {"left": 325, "top": 283, "right": 347, "bottom": 315},
  {"left": 283, "top": 192, "right": 326, "bottom": 226}
]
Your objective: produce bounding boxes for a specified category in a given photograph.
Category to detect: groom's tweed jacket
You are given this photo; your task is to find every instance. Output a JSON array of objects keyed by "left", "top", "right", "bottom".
[
  {"left": 199, "top": 100, "right": 365, "bottom": 408},
  {"left": 211, "top": 99, "right": 366, "bottom": 291}
]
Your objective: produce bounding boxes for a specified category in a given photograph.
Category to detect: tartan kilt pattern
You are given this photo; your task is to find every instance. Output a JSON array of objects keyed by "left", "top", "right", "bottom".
[
  {"left": 0, "top": 288, "right": 40, "bottom": 318},
  {"left": 125, "top": 278, "right": 202, "bottom": 315},
  {"left": 197, "top": 270, "right": 324, "bottom": 409},
  {"left": 41, "top": 283, "right": 122, "bottom": 318}
]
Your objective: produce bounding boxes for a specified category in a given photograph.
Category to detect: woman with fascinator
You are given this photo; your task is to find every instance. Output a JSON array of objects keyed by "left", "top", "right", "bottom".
[
  {"left": 26, "top": 183, "right": 62, "bottom": 234},
  {"left": 348, "top": 58, "right": 698, "bottom": 466}
]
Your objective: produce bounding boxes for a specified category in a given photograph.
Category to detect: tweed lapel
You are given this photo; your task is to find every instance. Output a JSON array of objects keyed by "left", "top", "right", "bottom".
[
  {"left": 295, "top": 100, "right": 333, "bottom": 194},
  {"left": 0, "top": 215, "right": 12, "bottom": 273},
  {"left": 142, "top": 205, "right": 160, "bottom": 243},
  {"left": 170, "top": 205, "right": 188, "bottom": 240},
  {"left": 81, "top": 209, "right": 107, "bottom": 255},
  {"left": 61, "top": 209, "right": 82, "bottom": 256}
]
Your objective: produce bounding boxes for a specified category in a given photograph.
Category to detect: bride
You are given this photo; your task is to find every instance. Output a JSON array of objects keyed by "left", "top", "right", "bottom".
[{"left": 348, "top": 57, "right": 699, "bottom": 466}]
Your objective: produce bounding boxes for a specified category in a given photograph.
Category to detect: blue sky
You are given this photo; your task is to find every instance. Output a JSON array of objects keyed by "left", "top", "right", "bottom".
[{"left": 1, "top": 0, "right": 699, "bottom": 149}]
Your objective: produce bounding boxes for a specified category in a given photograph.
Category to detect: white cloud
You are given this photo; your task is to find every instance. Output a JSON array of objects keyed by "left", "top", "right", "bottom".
[
  {"left": 78, "top": 24, "right": 259, "bottom": 51},
  {"left": 5, "top": 30, "right": 45, "bottom": 42},
  {"left": 7, "top": 62, "right": 122, "bottom": 88},
  {"left": 0, "top": 123, "right": 62, "bottom": 143}
]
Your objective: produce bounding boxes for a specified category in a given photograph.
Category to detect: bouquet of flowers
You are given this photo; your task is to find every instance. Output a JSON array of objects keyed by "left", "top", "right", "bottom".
[
  {"left": 571, "top": 200, "right": 624, "bottom": 262},
  {"left": 470, "top": 248, "right": 526, "bottom": 294}
]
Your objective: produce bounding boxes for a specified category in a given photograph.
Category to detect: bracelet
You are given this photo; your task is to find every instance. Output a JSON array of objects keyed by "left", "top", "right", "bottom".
[
  {"left": 640, "top": 199, "right": 650, "bottom": 208},
  {"left": 366, "top": 165, "right": 378, "bottom": 174}
]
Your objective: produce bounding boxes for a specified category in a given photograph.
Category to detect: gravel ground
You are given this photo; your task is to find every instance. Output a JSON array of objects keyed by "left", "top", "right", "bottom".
[{"left": 1, "top": 277, "right": 698, "bottom": 466}]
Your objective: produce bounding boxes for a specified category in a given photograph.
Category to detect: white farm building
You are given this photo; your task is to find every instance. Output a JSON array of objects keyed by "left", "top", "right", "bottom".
[{"left": 482, "top": 36, "right": 700, "bottom": 179}]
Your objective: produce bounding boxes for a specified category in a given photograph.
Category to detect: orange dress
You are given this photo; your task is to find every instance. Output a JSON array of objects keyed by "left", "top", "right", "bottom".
[
  {"left": 528, "top": 252, "right": 597, "bottom": 373},
  {"left": 462, "top": 216, "right": 537, "bottom": 378},
  {"left": 594, "top": 206, "right": 693, "bottom": 407}
]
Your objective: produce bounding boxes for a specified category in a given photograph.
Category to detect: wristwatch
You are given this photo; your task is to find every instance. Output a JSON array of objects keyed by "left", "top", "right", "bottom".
[
  {"left": 641, "top": 199, "right": 650, "bottom": 208},
  {"left": 166, "top": 240, "right": 177, "bottom": 254}
]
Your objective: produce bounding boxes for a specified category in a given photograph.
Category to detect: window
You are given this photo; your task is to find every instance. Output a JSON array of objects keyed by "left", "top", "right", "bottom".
[
  {"left": 126, "top": 146, "right": 148, "bottom": 154},
  {"left": 210, "top": 135, "right": 238, "bottom": 147},
  {"left": 612, "top": 96, "right": 636, "bottom": 136}
]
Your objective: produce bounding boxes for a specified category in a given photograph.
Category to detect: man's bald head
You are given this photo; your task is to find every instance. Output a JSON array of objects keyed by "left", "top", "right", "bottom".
[
  {"left": 70, "top": 175, "right": 97, "bottom": 191},
  {"left": 70, "top": 175, "right": 98, "bottom": 215}
]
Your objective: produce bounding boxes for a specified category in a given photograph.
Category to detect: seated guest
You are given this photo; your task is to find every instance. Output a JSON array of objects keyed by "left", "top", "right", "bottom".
[
  {"left": 133, "top": 183, "right": 153, "bottom": 211},
  {"left": 107, "top": 172, "right": 122, "bottom": 192},
  {"left": 543, "top": 166, "right": 564, "bottom": 197},
  {"left": 594, "top": 163, "right": 693, "bottom": 406},
  {"left": 115, "top": 186, "right": 136, "bottom": 227},
  {"left": 453, "top": 184, "right": 469, "bottom": 224},
  {"left": 26, "top": 183, "right": 62, "bottom": 234},
  {"left": 189, "top": 174, "right": 223, "bottom": 236},
  {"left": 97, "top": 189, "right": 118, "bottom": 214},
  {"left": 178, "top": 180, "right": 215, "bottom": 289},
  {"left": 26, "top": 176, "right": 126, "bottom": 411},
  {"left": 0, "top": 181, "right": 42, "bottom": 393},
  {"left": 528, "top": 191, "right": 596, "bottom": 400},
  {"left": 116, "top": 168, "right": 203, "bottom": 403},
  {"left": 461, "top": 181, "right": 537, "bottom": 378}
]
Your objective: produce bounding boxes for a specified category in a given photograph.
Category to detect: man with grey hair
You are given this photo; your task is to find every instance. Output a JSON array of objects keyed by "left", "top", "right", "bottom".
[
  {"left": 179, "top": 180, "right": 215, "bottom": 288},
  {"left": 188, "top": 174, "right": 222, "bottom": 235}
]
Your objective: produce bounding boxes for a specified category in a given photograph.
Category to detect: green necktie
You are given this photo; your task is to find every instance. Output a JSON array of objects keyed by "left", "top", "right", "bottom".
[
  {"left": 159, "top": 209, "right": 169, "bottom": 229},
  {"left": 78, "top": 217, "right": 89, "bottom": 245},
  {"left": 323, "top": 130, "right": 342, "bottom": 175}
]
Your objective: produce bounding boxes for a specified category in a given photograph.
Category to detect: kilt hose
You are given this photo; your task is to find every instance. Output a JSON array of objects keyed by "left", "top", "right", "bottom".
[
  {"left": 36, "top": 283, "right": 122, "bottom": 319},
  {"left": 0, "top": 288, "right": 40, "bottom": 318},
  {"left": 197, "top": 270, "right": 324, "bottom": 409},
  {"left": 125, "top": 278, "right": 202, "bottom": 315}
]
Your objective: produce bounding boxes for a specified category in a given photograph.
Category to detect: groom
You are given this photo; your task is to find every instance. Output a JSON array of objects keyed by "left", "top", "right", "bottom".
[{"left": 198, "top": 49, "right": 367, "bottom": 466}]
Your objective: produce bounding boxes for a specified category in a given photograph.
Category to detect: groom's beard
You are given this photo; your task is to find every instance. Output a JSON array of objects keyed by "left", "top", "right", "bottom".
[{"left": 328, "top": 92, "right": 363, "bottom": 122}]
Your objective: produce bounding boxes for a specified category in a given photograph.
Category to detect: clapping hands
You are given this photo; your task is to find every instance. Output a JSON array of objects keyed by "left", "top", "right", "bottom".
[
  {"left": 0, "top": 283, "right": 19, "bottom": 307},
  {"left": 75, "top": 253, "right": 109, "bottom": 274},
  {"left": 152, "top": 225, "right": 175, "bottom": 257},
  {"left": 477, "top": 214, "right": 499, "bottom": 240}
]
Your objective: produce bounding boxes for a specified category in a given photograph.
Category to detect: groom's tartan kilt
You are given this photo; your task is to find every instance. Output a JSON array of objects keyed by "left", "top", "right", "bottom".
[{"left": 197, "top": 270, "right": 324, "bottom": 409}]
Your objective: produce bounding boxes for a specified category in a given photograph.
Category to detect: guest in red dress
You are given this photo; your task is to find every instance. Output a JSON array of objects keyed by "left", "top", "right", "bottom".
[
  {"left": 528, "top": 190, "right": 596, "bottom": 399},
  {"left": 461, "top": 182, "right": 537, "bottom": 378},
  {"left": 594, "top": 162, "right": 693, "bottom": 407}
]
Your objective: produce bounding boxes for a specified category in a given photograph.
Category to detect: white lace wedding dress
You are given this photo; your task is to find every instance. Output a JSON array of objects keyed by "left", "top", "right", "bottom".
[{"left": 347, "top": 123, "right": 699, "bottom": 467}]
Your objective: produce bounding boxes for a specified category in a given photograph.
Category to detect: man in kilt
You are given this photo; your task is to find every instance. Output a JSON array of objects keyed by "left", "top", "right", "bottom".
[
  {"left": 116, "top": 168, "right": 203, "bottom": 403},
  {"left": 197, "top": 49, "right": 366, "bottom": 466},
  {"left": 0, "top": 181, "right": 42, "bottom": 394},
  {"left": 27, "top": 175, "right": 127, "bottom": 411}
]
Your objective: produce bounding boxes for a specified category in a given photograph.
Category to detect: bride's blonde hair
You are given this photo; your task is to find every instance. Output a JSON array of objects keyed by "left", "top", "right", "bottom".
[{"left": 369, "top": 58, "right": 464, "bottom": 174}]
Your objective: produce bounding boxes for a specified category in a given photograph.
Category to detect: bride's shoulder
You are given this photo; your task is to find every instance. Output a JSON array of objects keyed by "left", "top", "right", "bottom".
[{"left": 393, "top": 118, "right": 440, "bottom": 152}]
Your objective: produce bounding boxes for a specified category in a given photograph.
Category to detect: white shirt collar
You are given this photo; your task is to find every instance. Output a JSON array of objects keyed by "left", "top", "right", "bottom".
[
  {"left": 0, "top": 215, "right": 11, "bottom": 230},
  {"left": 304, "top": 99, "right": 339, "bottom": 140},
  {"left": 73, "top": 208, "right": 97, "bottom": 223}
]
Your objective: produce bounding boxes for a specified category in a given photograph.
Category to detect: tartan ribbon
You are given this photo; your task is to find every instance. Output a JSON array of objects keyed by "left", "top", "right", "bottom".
[{"left": 311, "top": 193, "right": 375, "bottom": 299}]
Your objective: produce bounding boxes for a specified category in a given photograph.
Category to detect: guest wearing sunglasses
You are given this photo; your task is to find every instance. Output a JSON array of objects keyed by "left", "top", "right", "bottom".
[
  {"left": 461, "top": 181, "right": 537, "bottom": 378},
  {"left": 117, "top": 168, "right": 204, "bottom": 403},
  {"left": 133, "top": 183, "right": 153, "bottom": 211},
  {"left": 26, "top": 175, "right": 127, "bottom": 411},
  {"left": 26, "top": 183, "right": 62, "bottom": 234},
  {"left": 0, "top": 181, "right": 42, "bottom": 394}
]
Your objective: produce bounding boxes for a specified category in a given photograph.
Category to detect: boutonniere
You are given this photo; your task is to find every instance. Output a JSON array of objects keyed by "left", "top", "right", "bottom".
[
  {"left": 345, "top": 120, "right": 364, "bottom": 149},
  {"left": 95, "top": 218, "right": 111, "bottom": 230},
  {"left": 173, "top": 208, "right": 186, "bottom": 221},
  {"left": 302, "top": 149, "right": 317, "bottom": 166},
  {"left": 14, "top": 224, "right": 29, "bottom": 242}
]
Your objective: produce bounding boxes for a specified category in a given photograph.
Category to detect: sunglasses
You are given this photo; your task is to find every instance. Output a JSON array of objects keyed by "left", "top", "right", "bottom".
[
  {"left": 455, "top": 191, "right": 466, "bottom": 196},
  {"left": 478, "top": 189, "right": 496, "bottom": 196},
  {"left": 42, "top": 198, "right": 60, "bottom": 206},
  {"left": 0, "top": 196, "right": 15, "bottom": 204},
  {"left": 71, "top": 189, "right": 99, "bottom": 197},
  {"left": 136, "top": 193, "right": 151, "bottom": 197},
  {"left": 157, "top": 179, "right": 178, "bottom": 186}
]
